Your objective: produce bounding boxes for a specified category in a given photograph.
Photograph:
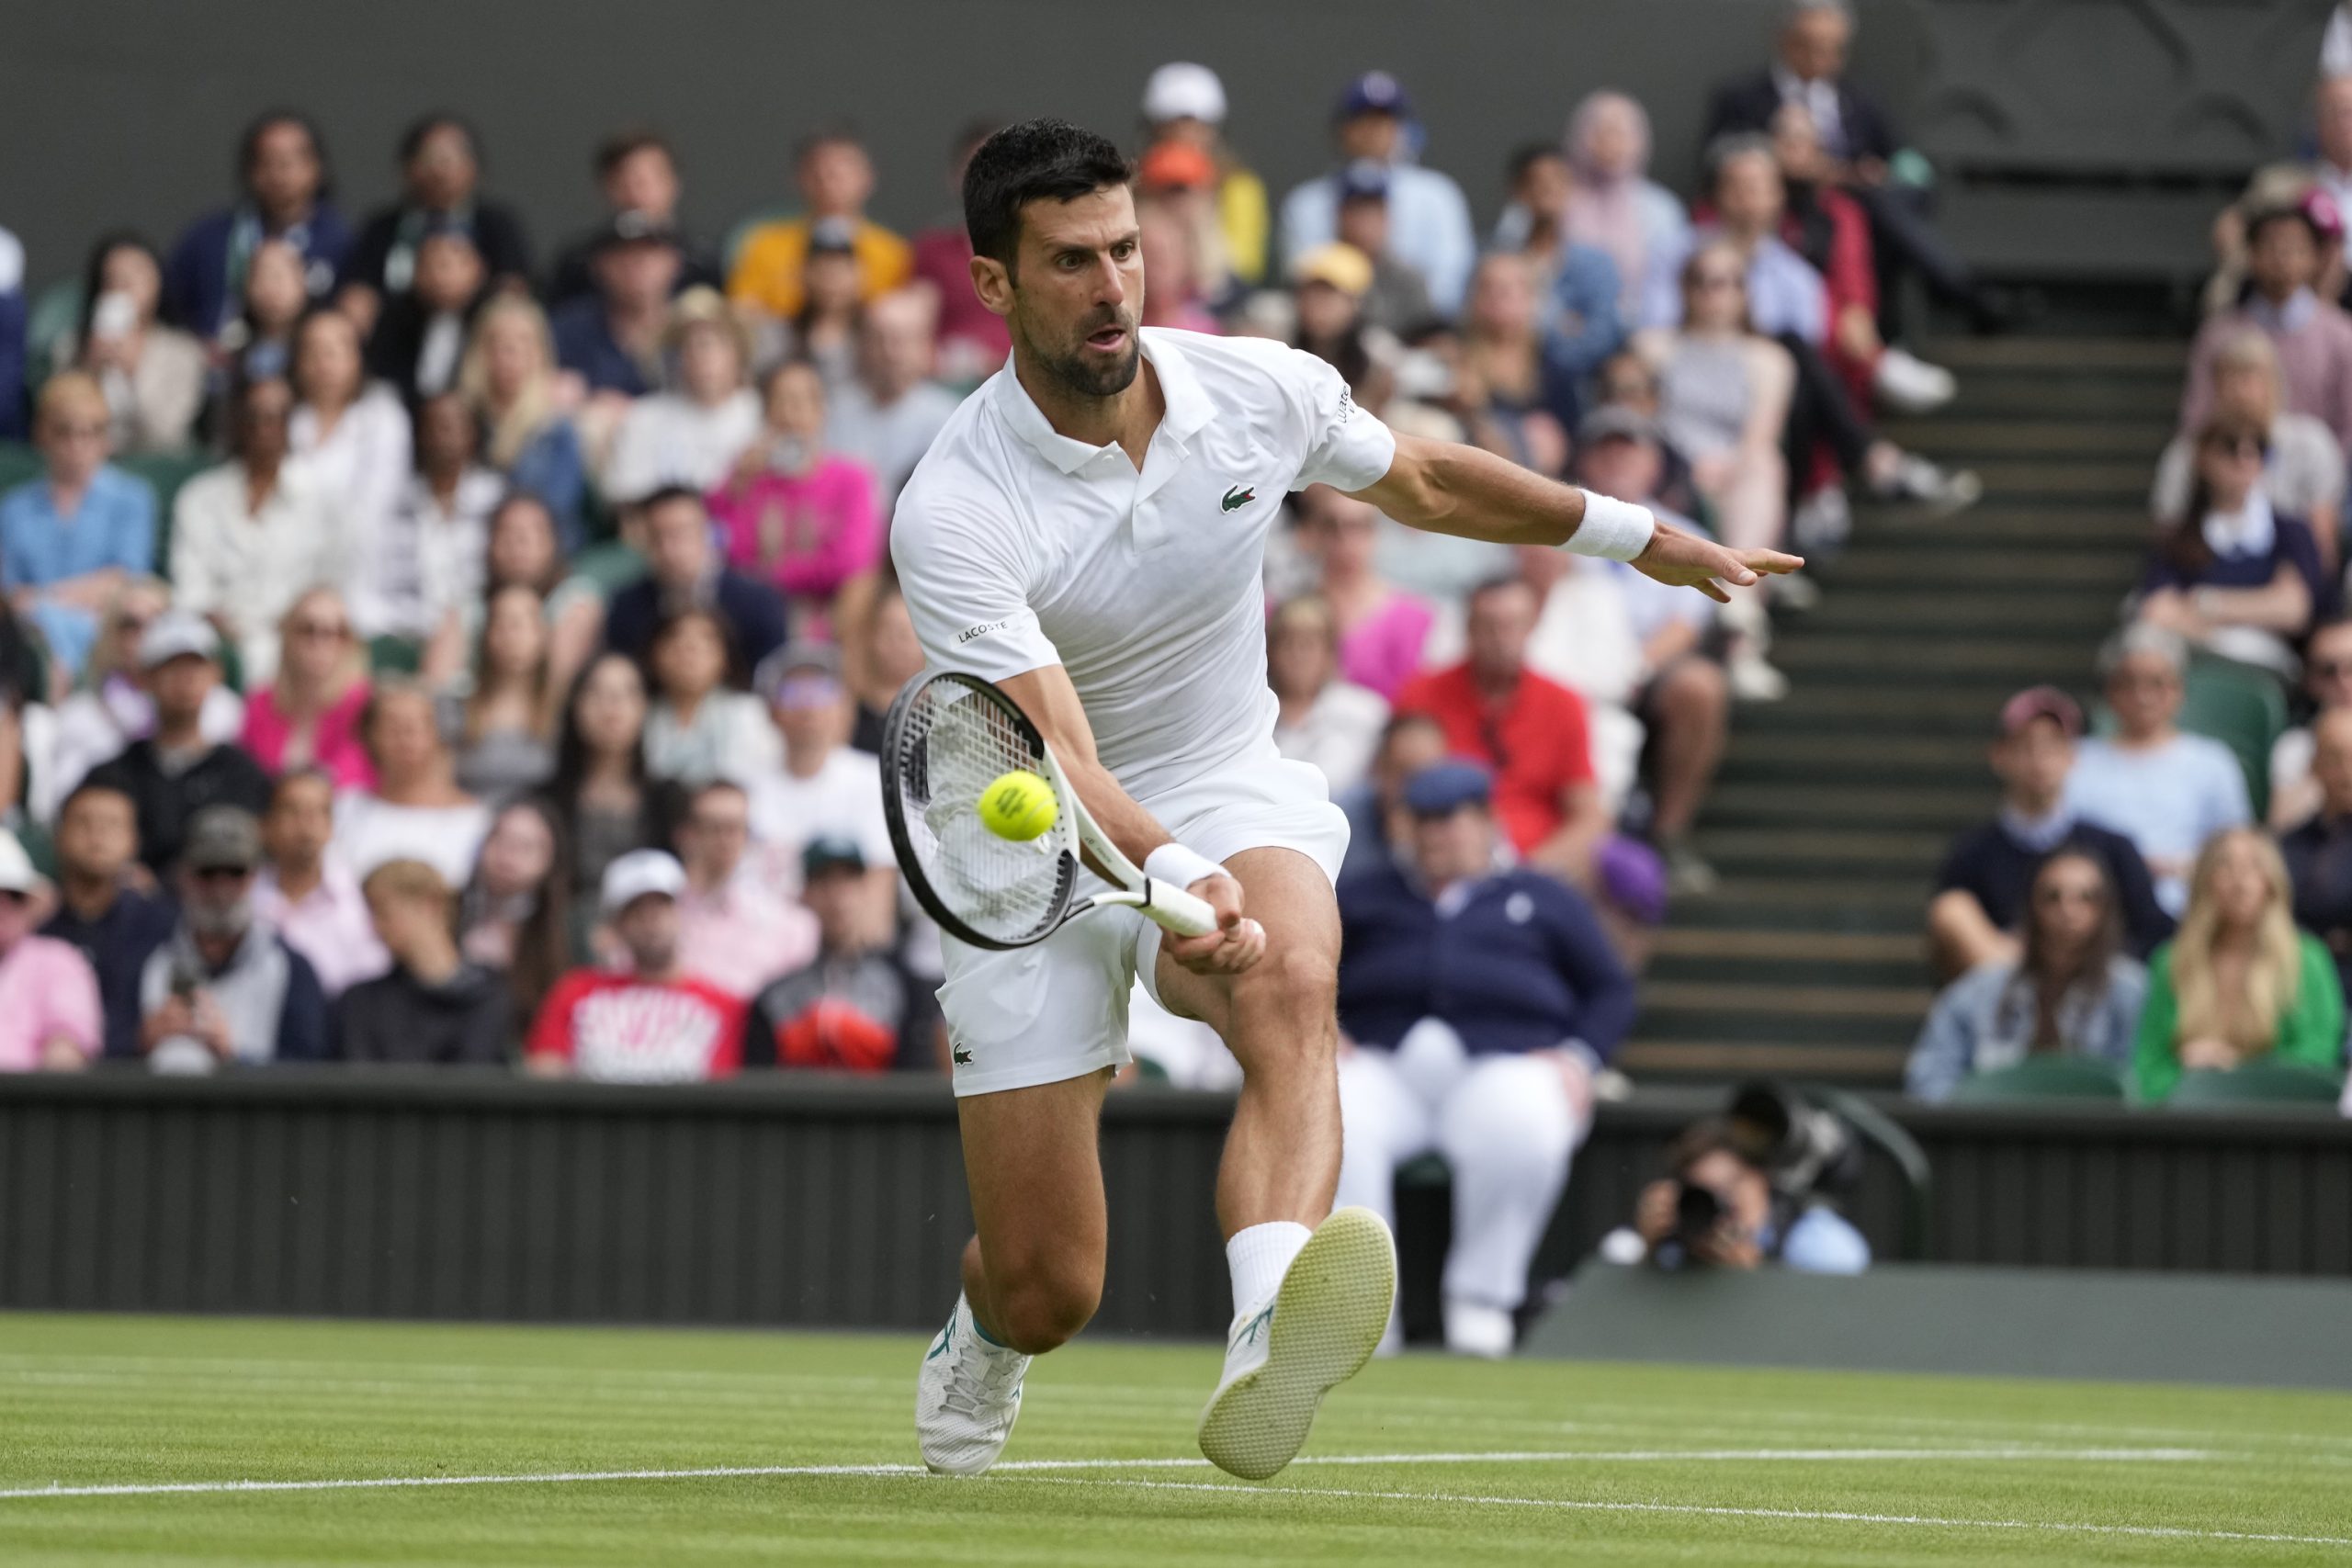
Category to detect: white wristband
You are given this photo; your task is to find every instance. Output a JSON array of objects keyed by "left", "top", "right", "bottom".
[
  {"left": 1565, "top": 491, "right": 1657, "bottom": 562},
  {"left": 1145, "top": 842, "right": 1226, "bottom": 893}
]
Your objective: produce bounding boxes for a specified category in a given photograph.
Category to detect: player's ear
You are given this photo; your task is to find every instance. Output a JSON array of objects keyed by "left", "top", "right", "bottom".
[{"left": 969, "top": 253, "right": 1014, "bottom": 320}]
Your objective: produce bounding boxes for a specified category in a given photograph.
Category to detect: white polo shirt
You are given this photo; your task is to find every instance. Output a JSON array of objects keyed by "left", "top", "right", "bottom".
[{"left": 891, "top": 329, "right": 1396, "bottom": 802}]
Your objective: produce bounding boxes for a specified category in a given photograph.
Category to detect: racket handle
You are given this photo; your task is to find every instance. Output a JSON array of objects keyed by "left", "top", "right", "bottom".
[{"left": 1140, "top": 876, "right": 1220, "bottom": 938}]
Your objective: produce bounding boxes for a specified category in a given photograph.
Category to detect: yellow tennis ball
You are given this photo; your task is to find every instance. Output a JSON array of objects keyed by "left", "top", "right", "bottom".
[{"left": 978, "top": 770, "right": 1058, "bottom": 841}]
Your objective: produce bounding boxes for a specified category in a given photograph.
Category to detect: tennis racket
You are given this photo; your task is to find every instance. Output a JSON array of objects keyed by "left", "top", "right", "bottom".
[{"left": 879, "top": 670, "right": 1221, "bottom": 951}]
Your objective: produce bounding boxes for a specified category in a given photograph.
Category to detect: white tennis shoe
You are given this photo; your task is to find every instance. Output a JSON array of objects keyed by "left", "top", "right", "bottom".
[
  {"left": 916, "top": 1292, "right": 1030, "bottom": 1476},
  {"left": 1197, "top": 1206, "right": 1396, "bottom": 1481}
]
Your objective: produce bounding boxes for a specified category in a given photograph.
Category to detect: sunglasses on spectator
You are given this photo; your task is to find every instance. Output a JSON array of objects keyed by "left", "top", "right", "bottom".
[
  {"left": 191, "top": 864, "right": 254, "bottom": 883},
  {"left": 291, "top": 619, "right": 350, "bottom": 640},
  {"left": 2204, "top": 435, "right": 2267, "bottom": 460}
]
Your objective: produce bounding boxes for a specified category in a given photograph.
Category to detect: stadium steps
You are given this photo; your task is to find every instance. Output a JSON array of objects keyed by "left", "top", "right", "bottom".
[{"left": 1630, "top": 333, "right": 2184, "bottom": 1089}]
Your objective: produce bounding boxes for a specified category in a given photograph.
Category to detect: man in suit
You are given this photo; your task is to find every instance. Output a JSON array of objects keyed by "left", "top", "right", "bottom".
[{"left": 1705, "top": 0, "right": 1998, "bottom": 333}]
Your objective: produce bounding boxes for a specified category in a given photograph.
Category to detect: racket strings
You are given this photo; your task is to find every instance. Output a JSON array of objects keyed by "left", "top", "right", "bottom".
[{"left": 896, "top": 682, "right": 1069, "bottom": 943}]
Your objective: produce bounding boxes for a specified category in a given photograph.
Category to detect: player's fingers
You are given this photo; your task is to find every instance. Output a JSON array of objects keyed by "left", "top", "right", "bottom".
[
  {"left": 1698, "top": 579, "right": 1731, "bottom": 604},
  {"left": 1710, "top": 548, "right": 1758, "bottom": 588},
  {"left": 1745, "top": 548, "right": 1805, "bottom": 574}
]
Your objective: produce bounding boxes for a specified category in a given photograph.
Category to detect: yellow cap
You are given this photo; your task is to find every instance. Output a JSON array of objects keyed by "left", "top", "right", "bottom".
[{"left": 1290, "top": 241, "right": 1374, "bottom": 299}]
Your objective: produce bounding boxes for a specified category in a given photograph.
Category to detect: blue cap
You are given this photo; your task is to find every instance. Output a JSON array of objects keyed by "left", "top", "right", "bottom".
[
  {"left": 1337, "top": 159, "right": 1391, "bottom": 203},
  {"left": 1337, "top": 71, "right": 1410, "bottom": 121},
  {"left": 1402, "top": 761, "right": 1492, "bottom": 817}
]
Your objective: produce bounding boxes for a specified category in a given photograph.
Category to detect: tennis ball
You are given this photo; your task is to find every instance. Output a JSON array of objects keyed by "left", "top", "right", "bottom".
[{"left": 978, "top": 770, "right": 1058, "bottom": 841}]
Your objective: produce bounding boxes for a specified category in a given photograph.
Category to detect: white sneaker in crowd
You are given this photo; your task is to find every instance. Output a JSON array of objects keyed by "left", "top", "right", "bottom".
[
  {"left": 1729, "top": 649, "right": 1791, "bottom": 703},
  {"left": 1197, "top": 1206, "right": 1396, "bottom": 1481},
  {"left": 915, "top": 1292, "right": 1031, "bottom": 1476},
  {"left": 1873, "top": 345, "right": 1959, "bottom": 414}
]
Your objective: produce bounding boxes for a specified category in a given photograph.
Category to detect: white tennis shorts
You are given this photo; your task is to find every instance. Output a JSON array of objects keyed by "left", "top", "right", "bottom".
[{"left": 935, "top": 750, "right": 1350, "bottom": 1097}]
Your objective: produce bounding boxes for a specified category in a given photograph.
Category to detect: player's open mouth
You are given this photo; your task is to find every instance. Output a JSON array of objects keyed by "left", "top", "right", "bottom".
[{"left": 1084, "top": 325, "right": 1128, "bottom": 352}]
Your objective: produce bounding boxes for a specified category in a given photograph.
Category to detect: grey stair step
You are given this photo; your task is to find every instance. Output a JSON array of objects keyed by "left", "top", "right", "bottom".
[
  {"left": 1618, "top": 1039, "right": 1911, "bottom": 1086},
  {"left": 1948, "top": 377, "right": 2177, "bottom": 421},
  {"left": 1700, "top": 783, "right": 1991, "bottom": 829},
  {"left": 1954, "top": 459, "right": 2165, "bottom": 499},
  {"left": 1694, "top": 829, "right": 1948, "bottom": 878},
  {"left": 1770, "top": 635, "right": 2095, "bottom": 682},
  {"left": 1850, "top": 506, "right": 2154, "bottom": 548},
  {"left": 1822, "top": 549, "right": 2138, "bottom": 587},
  {"left": 1646, "top": 952, "right": 1931, "bottom": 989},
  {"left": 1794, "top": 591, "right": 2123, "bottom": 635},
  {"left": 1879, "top": 418, "right": 2169, "bottom": 458},
  {"left": 1669, "top": 878, "right": 1929, "bottom": 934},
  {"left": 1922, "top": 337, "right": 2188, "bottom": 373}
]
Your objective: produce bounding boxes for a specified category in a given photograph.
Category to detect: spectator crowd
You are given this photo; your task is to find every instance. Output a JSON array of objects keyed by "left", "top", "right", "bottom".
[{"left": 3, "top": 0, "right": 2350, "bottom": 1348}]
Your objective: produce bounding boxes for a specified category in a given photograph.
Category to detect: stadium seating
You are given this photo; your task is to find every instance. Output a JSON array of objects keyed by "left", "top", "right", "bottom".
[
  {"left": 2166, "top": 1061, "right": 2347, "bottom": 1109},
  {"left": 1948, "top": 1055, "right": 2131, "bottom": 1104},
  {"left": 1632, "top": 336, "right": 2178, "bottom": 1089}
]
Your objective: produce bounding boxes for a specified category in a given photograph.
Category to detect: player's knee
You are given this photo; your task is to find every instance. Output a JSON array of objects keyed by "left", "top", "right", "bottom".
[
  {"left": 1238, "top": 942, "right": 1338, "bottom": 1024},
  {"left": 989, "top": 1260, "right": 1102, "bottom": 1354}
]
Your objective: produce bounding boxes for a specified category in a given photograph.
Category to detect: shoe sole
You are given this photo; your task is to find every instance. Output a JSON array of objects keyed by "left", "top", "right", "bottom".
[{"left": 1197, "top": 1207, "right": 1396, "bottom": 1482}]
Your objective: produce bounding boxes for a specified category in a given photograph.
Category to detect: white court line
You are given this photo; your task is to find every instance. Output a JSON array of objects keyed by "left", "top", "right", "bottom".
[
  {"left": 1005, "top": 1475, "right": 2352, "bottom": 1551},
  {"left": 0, "top": 1445, "right": 2222, "bottom": 1502}
]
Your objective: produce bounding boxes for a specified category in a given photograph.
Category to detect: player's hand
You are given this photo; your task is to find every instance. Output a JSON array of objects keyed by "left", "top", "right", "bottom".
[
  {"left": 1164, "top": 872, "right": 1266, "bottom": 976},
  {"left": 1632, "top": 525, "right": 1804, "bottom": 604}
]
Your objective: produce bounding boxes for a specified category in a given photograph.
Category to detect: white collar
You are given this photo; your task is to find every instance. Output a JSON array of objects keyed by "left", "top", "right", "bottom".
[
  {"left": 989, "top": 329, "right": 1215, "bottom": 477},
  {"left": 2203, "top": 489, "right": 2277, "bottom": 558}
]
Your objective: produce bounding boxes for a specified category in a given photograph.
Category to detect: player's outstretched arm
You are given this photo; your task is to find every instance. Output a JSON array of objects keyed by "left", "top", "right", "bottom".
[
  {"left": 1347, "top": 431, "right": 1803, "bottom": 604},
  {"left": 996, "top": 664, "right": 1266, "bottom": 975}
]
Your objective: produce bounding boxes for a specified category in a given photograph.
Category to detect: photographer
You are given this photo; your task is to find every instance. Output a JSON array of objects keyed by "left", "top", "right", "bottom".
[{"left": 1628, "top": 1085, "right": 1871, "bottom": 1275}]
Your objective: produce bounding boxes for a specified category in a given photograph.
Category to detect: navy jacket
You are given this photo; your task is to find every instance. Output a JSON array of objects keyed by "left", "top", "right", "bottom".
[
  {"left": 1935, "top": 816, "right": 2174, "bottom": 960},
  {"left": 604, "top": 570, "right": 788, "bottom": 673},
  {"left": 1704, "top": 70, "right": 1900, "bottom": 164},
  {"left": 162, "top": 202, "right": 352, "bottom": 338},
  {"left": 42, "top": 886, "right": 177, "bottom": 1059},
  {"left": 1337, "top": 858, "right": 1637, "bottom": 1059}
]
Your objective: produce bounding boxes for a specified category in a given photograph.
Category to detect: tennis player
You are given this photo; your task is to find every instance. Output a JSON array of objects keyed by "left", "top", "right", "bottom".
[{"left": 897, "top": 119, "right": 1799, "bottom": 1480}]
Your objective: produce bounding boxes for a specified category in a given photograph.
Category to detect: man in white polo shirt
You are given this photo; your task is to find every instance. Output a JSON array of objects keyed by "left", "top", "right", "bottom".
[{"left": 895, "top": 118, "right": 1798, "bottom": 1483}]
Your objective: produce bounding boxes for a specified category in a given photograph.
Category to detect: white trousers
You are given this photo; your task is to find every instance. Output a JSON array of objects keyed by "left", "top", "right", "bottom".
[{"left": 1335, "top": 1019, "right": 1588, "bottom": 1312}]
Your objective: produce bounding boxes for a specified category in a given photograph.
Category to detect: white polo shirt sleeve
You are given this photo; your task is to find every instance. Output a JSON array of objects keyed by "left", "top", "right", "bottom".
[
  {"left": 890, "top": 492, "right": 1061, "bottom": 682},
  {"left": 1279, "top": 346, "right": 1397, "bottom": 493}
]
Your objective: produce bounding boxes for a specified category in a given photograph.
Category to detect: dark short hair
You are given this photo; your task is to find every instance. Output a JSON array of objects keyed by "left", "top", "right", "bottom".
[
  {"left": 1467, "top": 573, "right": 1537, "bottom": 611},
  {"left": 962, "top": 118, "right": 1132, "bottom": 270},
  {"left": 1507, "top": 141, "right": 1563, "bottom": 184},
  {"left": 399, "top": 113, "right": 479, "bottom": 168},
  {"left": 596, "top": 126, "right": 673, "bottom": 179},
  {"left": 239, "top": 108, "right": 331, "bottom": 196},
  {"left": 639, "top": 482, "right": 707, "bottom": 518},
  {"left": 267, "top": 765, "right": 335, "bottom": 812},
  {"left": 59, "top": 777, "right": 135, "bottom": 825}
]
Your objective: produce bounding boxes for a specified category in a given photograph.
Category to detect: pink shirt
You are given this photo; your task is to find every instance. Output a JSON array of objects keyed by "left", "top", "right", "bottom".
[
  {"left": 707, "top": 457, "right": 883, "bottom": 604},
  {"left": 241, "top": 682, "right": 379, "bottom": 792},
  {"left": 254, "top": 864, "right": 390, "bottom": 998},
  {"left": 676, "top": 875, "right": 820, "bottom": 999},
  {"left": 0, "top": 934, "right": 103, "bottom": 1070},
  {"left": 1339, "top": 592, "right": 1435, "bottom": 702}
]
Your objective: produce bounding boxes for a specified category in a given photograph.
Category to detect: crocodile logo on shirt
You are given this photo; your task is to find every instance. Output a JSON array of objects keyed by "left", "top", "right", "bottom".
[
  {"left": 952, "top": 1042, "right": 974, "bottom": 1066},
  {"left": 1222, "top": 485, "right": 1257, "bottom": 513}
]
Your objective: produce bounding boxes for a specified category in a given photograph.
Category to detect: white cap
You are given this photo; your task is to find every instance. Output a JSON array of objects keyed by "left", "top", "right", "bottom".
[
  {"left": 1143, "top": 62, "right": 1227, "bottom": 126},
  {"left": 139, "top": 608, "right": 218, "bottom": 669},
  {"left": 0, "top": 829, "right": 37, "bottom": 895},
  {"left": 600, "top": 849, "right": 686, "bottom": 913}
]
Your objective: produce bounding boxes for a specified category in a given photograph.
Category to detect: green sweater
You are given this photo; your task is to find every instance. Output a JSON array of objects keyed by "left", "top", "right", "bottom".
[{"left": 2132, "top": 934, "right": 2346, "bottom": 1101}]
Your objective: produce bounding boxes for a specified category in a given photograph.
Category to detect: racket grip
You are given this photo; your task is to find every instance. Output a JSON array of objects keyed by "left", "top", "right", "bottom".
[{"left": 1140, "top": 876, "right": 1220, "bottom": 938}]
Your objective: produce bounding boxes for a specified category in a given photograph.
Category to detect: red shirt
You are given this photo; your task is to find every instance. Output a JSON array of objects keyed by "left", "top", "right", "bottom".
[
  {"left": 1394, "top": 662, "right": 1595, "bottom": 854},
  {"left": 526, "top": 969, "right": 744, "bottom": 1083}
]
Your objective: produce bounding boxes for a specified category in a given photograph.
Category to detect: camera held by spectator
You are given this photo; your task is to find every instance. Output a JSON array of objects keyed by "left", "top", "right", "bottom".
[{"left": 1607, "top": 1081, "right": 1870, "bottom": 1274}]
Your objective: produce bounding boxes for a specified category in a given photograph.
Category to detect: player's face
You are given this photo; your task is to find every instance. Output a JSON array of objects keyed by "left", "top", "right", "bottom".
[{"left": 1000, "top": 185, "right": 1145, "bottom": 400}]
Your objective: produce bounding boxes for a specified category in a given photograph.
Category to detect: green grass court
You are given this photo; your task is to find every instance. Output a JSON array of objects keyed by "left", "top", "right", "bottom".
[{"left": 3, "top": 1314, "right": 2348, "bottom": 1565}]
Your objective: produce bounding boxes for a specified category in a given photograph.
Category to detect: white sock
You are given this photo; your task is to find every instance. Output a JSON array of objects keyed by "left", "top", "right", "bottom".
[{"left": 1227, "top": 1221, "right": 1313, "bottom": 1319}]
